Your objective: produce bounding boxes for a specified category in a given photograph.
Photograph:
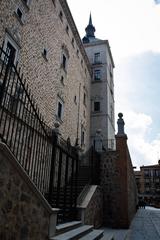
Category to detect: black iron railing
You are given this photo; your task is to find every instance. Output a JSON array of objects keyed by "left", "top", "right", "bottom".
[{"left": 0, "top": 44, "right": 79, "bottom": 223}]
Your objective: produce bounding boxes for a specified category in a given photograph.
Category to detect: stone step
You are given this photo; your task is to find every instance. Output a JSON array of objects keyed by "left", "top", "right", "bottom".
[
  {"left": 56, "top": 221, "right": 82, "bottom": 235},
  {"left": 50, "top": 225, "right": 93, "bottom": 240},
  {"left": 79, "top": 230, "right": 104, "bottom": 240},
  {"left": 101, "top": 233, "right": 114, "bottom": 240}
]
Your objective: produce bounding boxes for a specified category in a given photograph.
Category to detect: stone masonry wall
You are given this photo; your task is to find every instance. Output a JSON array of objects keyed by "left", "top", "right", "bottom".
[
  {"left": 83, "top": 186, "right": 103, "bottom": 228},
  {"left": 100, "top": 136, "right": 137, "bottom": 228},
  {"left": 100, "top": 151, "right": 119, "bottom": 227},
  {"left": 0, "top": 0, "right": 91, "bottom": 150},
  {"left": 0, "top": 142, "right": 54, "bottom": 240}
]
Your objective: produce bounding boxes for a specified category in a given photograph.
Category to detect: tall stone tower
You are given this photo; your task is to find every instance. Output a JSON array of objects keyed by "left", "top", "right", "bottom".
[{"left": 83, "top": 14, "right": 115, "bottom": 150}]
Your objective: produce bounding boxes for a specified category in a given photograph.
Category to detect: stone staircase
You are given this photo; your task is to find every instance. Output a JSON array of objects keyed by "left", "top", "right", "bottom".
[
  {"left": 50, "top": 221, "right": 104, "bottom": 240},
  {"left": 49, "top": 166, "right": 92, "bottom": 223}
]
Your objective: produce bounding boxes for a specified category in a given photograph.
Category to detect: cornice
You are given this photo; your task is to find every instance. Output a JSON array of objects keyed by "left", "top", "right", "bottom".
[{"left": 59, "top": 0, "right": 92, "bottom": 76}]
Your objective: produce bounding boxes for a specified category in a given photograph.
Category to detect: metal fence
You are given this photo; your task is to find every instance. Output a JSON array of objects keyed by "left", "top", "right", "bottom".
[{"left": 0, "top": 44, "right": 79, "bottom": 223}]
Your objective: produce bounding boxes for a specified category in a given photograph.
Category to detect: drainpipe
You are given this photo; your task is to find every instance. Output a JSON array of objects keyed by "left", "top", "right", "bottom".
[{"left": 76, "top": 83, "right": 81, "bottom": 146}]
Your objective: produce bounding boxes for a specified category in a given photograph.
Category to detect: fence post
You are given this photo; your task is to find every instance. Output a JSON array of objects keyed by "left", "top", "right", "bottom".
[{"left": 48, "top": 128, "right": 58, "bottom": 205}]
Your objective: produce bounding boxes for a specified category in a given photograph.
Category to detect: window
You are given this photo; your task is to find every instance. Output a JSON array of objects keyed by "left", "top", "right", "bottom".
[
  {"left": 81, "top": 125, "right": 85, "bottom": 146},
  {"left": 7, "top": 42, "right": 16, "bottom": 64},
  {"left": 15, "top": 7, "right": 24, "bottom": 24},
  {"left": 83, "top": 93, "right": 86, "bottom": 106},
  {"left": 94, "top": 69, "right": 101, "bottom": 80},
  {"left": 60, "top": 76, "right": 64, "bottom": 84},
  {"left": 76, "top": 49, "right": 79, "bottom": 57},
  {"left": 61, "top": 45, "right": 69, "bottom": 72},
  {"left": 62, "top": 54, "right": 66, "bottom": 70},
  {"left": 57, "top": 100, "right": 63, "bottom": 120},
  {"left": 52, "top": 0, "right": 56, "bottom": 6},
  {"left": 3, "top": 33, "right": 20, "bottom": 65},
  {"left": 59, "top": 11, "right": 63, "bottom": 22},
  {"left": 74, "top": 95, "right": 77, "bottom": 104},
  {"left": 94, "top": 52, "right": 101, "bottom": 64},
  {"left": 81, "top": 59, "right": 83, "bottom": 67},
  {"left": 110, "top": 105, "right": 114, "bottom": 123},
  {"left": 16, "top": 8, "right": 23, "bottom": 19},
  {"left": 42, "top": 48, "right": 48, "bottom": 60},
  {"left": 66, "top": 25, "right": 69, "bottom": 34},
  {"left": 94, "top": 101, "right": 100, "bottom": 112},
  {"left": 71, "top": 38, "right": 74, "bottom": 48}
]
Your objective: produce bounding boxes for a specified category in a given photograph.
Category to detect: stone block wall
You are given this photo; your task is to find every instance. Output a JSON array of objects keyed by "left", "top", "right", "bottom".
[
  {"left": 79, "top": 186, "right": 103, "bottom": 229},
  {"left": 0, "top": 0, "right": 91, "bottom": 150},
  {"left": 0, "top": 142, "right": 55, "bottom": 240},
  {"left": 100, "top": 135, "right": 137, "bottom": 228}
]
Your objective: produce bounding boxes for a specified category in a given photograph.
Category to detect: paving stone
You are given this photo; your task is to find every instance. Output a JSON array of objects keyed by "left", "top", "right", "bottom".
[{"left": 126, "top": 207, "right": 160, "bottom": 240}]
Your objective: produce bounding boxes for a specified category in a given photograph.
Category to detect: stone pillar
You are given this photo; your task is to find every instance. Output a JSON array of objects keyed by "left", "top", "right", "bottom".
[{"left": 115, "top": 113, "right": 129, "bottom": 228}]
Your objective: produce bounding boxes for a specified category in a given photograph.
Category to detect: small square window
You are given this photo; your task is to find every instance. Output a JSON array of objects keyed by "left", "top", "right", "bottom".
[{"left": 94, "top": 102, "right": 100, "bottom": 112}]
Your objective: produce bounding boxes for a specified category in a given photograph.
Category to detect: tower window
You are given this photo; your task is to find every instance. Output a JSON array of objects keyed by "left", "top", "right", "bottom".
[
  {"left": 94, "top": 69, "right": 101, "bottom": 80},
  {"left": 94, "top": 52, "right": 101, "bottom": 64},
  {"left": 94, "top": 101, "right": 100, "bottom": 112}
]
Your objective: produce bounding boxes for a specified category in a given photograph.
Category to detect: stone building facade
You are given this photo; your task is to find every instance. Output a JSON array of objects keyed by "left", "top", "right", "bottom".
[
  {"left": 0, "top": 0, "right": 91, "bottom": 150},
  {"left": 82, "top": 15, "right": 115, "bottom": 150},
  {"left": 135, "top": 162, "right": 160, "bottom": 207}
]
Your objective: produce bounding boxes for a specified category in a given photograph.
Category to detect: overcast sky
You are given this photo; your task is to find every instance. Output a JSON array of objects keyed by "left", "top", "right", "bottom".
[{"left": 67, "top": 0, "right": 160, "bottom": 169}]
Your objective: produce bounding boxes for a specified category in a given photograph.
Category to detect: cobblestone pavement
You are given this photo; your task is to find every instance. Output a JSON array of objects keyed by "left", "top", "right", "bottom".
[
  {"left": 127, "top": 207, "right": 160, "bottom": 240},
  {"left": 101, "top": 228, "right": 128, "bottom": 240}
]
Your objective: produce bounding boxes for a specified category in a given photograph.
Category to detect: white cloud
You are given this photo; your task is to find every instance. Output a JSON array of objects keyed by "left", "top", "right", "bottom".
[
  {"left": 67, "top": 0, "right": 160, "bottom": 168},
  {"left": 68, "top": 0, "right": 160, "bottom": 62},
  {"left": 123, "top": 111, "right": 160, "bottom": 169}
]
